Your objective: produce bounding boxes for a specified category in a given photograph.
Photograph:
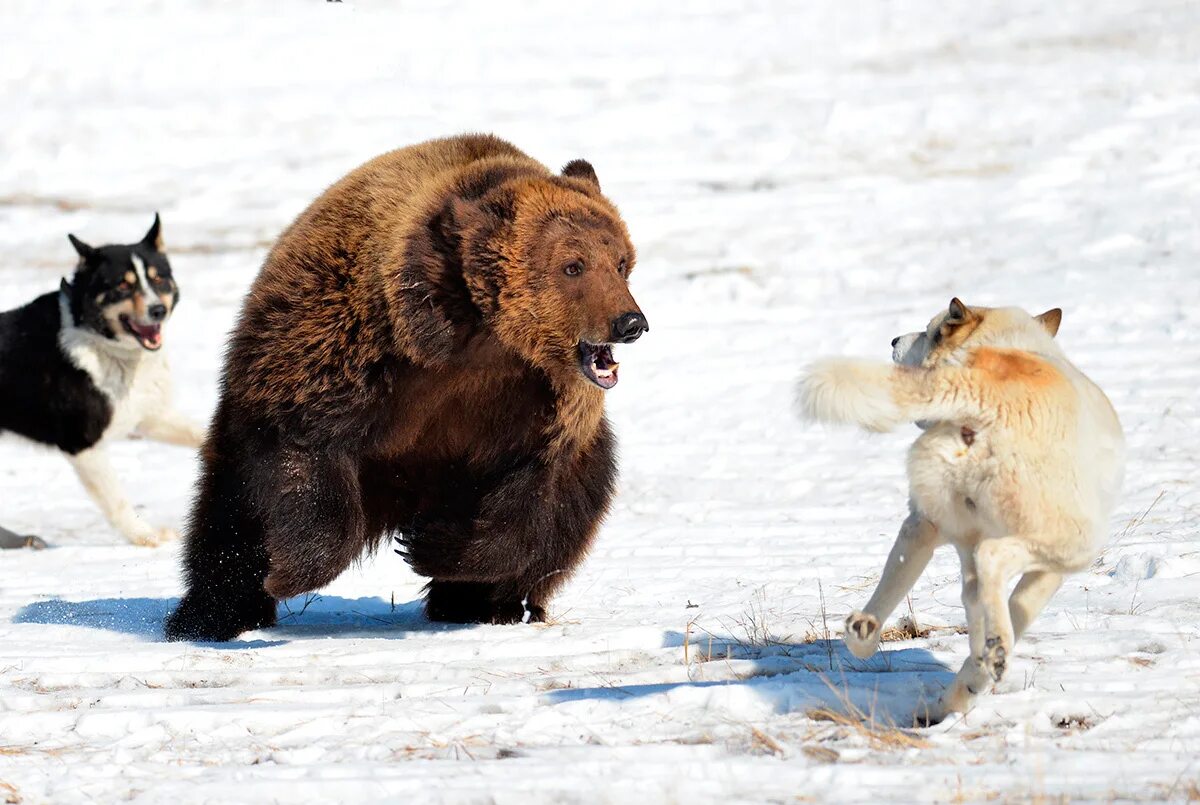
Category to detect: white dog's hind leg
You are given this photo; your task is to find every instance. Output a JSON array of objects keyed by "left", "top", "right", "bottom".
[
  {"left": 920, "top": 547, "right": 991, "bottom": 724},
  {"left": 69, "top": 447, "right": 176, "bottom": 546},
  {"left": 136, "top": 409, "right": 206, "bottom": 448},
  {"left": 1009, "top": 570, "right": 1063, "bottom": 641},
  {"left": 974, "top": 537, "right": 1037, "bottom": 684},
  {"left": 845, "top": 512, "right": 940, "bottom": 659}
]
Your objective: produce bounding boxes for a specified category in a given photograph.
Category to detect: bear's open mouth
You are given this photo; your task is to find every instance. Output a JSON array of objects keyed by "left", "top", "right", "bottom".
[
  {"left": 578, "top": 342, "right": 619, "bottom": 389},
  {"left": 120, "top": 315, "right": 164, "bottom": 351}
]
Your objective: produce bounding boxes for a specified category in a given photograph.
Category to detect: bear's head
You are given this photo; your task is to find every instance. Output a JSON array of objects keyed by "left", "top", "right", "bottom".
[{"left": 446, "top": 160, "right": 648, "bottom": 390}]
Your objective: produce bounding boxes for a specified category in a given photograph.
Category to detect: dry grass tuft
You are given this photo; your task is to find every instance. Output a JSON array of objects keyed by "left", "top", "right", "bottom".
[
  {"left": 806, "top": 706, "right": 929, "bottom": 750},
  {"left": 801, "top": 744, "right": 840, "bottom": 763},
  {"left": 748, "top": 726, "right": 786, "bottom": 757},
  {"left": 880, "top": 615, "right": 931, "bottom": 642},
  {"left": 878, "top": 610, "right": 968, "bottom": 643}
]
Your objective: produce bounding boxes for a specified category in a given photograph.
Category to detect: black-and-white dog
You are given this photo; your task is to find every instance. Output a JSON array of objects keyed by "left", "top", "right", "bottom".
[{"left": 0, "top": 215, "right": 204, "bottom": 546}]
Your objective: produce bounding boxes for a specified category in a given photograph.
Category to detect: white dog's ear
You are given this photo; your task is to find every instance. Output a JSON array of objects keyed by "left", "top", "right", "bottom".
[
  {"left": 947, "top": 297, "right": 971, "bottom": 323},
  {"left": 1035, "top": 307, "right": 1062, "bottom": 337}
]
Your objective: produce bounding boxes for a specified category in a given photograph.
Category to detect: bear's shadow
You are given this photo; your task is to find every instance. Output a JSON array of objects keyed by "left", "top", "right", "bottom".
[
  {"left": 543, "top": 629, "right": 956, "bottom": 726},
  {"left": 13, "top": 593, "right": 462, "bottom": 647}
]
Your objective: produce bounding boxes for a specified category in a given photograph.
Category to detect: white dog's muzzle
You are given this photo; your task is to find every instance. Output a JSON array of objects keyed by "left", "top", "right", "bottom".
[{"left": 892, "top": 332, "right": 926, "bottom": 366}]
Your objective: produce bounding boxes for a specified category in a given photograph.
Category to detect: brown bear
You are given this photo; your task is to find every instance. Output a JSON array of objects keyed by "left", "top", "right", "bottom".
[{"left": 165, "top": 134, "right": 647, "bottom": 641}]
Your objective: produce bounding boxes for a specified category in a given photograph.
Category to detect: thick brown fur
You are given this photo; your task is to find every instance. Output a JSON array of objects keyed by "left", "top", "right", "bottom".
[{"left": 166, "top": 134, "right": 645, "bottom": 641}]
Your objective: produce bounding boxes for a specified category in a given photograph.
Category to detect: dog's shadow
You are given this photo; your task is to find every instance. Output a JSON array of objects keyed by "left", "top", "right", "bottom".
[
  {"left": 545, "top": 630, "right": 956, "bottom": 727},
  {"left": 13, "top": 593, "right": 461, "bottom": 647}
]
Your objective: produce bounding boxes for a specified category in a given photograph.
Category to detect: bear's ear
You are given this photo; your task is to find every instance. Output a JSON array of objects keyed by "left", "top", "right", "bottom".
[
  {"left": 1035, "top": 307, "right": 1062, "bottom": 337},
  {"left": 561, "top": 159, "right": 600, "bottom": 190}
]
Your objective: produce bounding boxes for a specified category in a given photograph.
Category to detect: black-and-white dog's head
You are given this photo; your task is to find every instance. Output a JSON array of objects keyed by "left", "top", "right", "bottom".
[{"left": 61, "top": 214, "right": 180, "bottom": 351}]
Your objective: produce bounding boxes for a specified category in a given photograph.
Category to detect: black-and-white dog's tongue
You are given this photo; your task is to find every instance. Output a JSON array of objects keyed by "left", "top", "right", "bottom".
[{"left": 130, "top": 321, "right": 163, "bottom": 350}]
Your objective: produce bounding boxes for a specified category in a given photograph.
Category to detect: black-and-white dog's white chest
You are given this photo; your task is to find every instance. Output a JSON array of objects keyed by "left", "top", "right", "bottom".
[{"left": 58, "top": 295, "right": 175, "bottom": 441}]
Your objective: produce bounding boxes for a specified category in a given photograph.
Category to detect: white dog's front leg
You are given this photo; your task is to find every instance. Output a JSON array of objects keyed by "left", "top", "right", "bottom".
[
  {"left": 69, "top": 447, "right": 176, "bottom": 546},
  {"left": 845, "top": 511, "right": 940, "bottom": 659},
  {"left": 137, "top": 408, "right": 206, "bottom": 448}
]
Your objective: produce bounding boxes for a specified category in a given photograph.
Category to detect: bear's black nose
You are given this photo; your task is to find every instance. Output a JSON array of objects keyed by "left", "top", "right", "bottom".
[
  {"left": 149, "top": 303, "right": 168, "bottom": 322},
  {"left": 611, "top": 312, "right": 648, "bottom": 344},
  {"left": 891, "top": 336, "right": 900, "bottom": 348}
]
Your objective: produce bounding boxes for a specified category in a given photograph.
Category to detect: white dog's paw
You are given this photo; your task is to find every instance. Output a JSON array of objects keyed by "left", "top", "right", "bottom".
[
  {"left": 128, "top": 526, "right": 178, "bottom": 547},
  {"left": 913, "top": 698, "right": 949, "bottom": 728},
  {"left": 982, "top": 635, "right": 1008, "bottom": 682},
  {"left": 844, "top": 610, "right": 882, "bottom": 659}
]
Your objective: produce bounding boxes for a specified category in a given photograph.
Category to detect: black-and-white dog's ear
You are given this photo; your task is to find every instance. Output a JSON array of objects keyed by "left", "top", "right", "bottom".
[
  {"left": 67, "top": 233, "right": 96, "bottom": 261},
  {"left": 142, "top": 212, "right": 163, "bottom": 252},
  {"left": 60, "top": 277, "right": 72, "bottom": 295}
]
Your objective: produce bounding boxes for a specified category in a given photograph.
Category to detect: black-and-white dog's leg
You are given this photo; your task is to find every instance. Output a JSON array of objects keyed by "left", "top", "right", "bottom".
[
  {"left": 137, "top": 409, "right": 206, "bottom": 448},
  {"left": 69, "top": 447, "right": 176, "bottom": 546}
]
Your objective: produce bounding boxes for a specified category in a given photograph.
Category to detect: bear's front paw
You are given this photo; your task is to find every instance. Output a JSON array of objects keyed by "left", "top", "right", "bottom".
[
  {"left": 423, "top": 580, "right": 547, "bottom": 625},
  {"left": 844, "top": 610, "right": 882, "bottom": 659},
  {"left": 395, "top": 529, "right": 470, "bottom": 579}
]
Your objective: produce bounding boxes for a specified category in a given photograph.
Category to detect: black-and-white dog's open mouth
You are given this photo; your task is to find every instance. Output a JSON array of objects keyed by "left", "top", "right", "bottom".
[
  {"left": 579, "top": 341, "right": 619, "bottom": 389},
  {"left": 120, "top": 315, "right": 164, "bottom": 351}
]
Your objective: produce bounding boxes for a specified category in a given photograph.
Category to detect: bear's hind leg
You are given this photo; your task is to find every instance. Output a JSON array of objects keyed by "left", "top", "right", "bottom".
[{"left": 260, "top": 450, "right": 368, "bottom": 600}]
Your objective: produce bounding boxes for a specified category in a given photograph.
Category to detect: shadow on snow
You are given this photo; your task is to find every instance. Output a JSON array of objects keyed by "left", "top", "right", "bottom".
[
  {"left": 544, "top": 630, "right": 956, "bottom": 726},
  {"left": 13, "top": 593, "right": 464, "bottom": 646}
]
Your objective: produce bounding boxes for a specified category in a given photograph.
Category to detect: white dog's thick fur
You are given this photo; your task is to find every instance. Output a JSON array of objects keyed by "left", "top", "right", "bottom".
[{"left": 797, "top": 299, "right": 1124, "bottom": 724}]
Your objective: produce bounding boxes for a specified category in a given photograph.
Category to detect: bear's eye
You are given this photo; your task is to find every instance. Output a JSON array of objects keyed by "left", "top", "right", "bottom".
[
  {"left": 564, "top": 260, "right": 584, "bottom": 277},
  {"left": 617, "top": 258, "right": 628, "bottom": 276}
]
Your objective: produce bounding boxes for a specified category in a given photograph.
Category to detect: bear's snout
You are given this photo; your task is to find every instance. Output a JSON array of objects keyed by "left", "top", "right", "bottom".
[{"left": 611, "top": 312, "right": 649, "bottom": 344}]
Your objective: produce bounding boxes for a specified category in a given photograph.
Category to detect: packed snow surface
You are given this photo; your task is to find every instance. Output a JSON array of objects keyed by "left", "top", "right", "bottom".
[{"left": 2, "top": 1, "right": 1199, "bottom": 802}]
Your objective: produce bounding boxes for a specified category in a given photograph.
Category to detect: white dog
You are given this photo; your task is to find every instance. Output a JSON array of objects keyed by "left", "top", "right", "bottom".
[{"left": 797, "top": 299, "right": 1124, "bottom": 723}]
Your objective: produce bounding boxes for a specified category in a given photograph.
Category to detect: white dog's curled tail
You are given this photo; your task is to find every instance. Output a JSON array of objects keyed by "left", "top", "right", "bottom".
[
  {"left": 795, "top": 359, "right": 909, "bottom": 432},
  {"left": 795, "top": 358, "right": 978, "bottom": 432}
]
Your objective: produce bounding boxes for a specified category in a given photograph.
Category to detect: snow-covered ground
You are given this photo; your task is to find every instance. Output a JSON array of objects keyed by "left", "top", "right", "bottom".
[{"left": 2, "top": 1, "right": 1199, "bottom": 801}]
